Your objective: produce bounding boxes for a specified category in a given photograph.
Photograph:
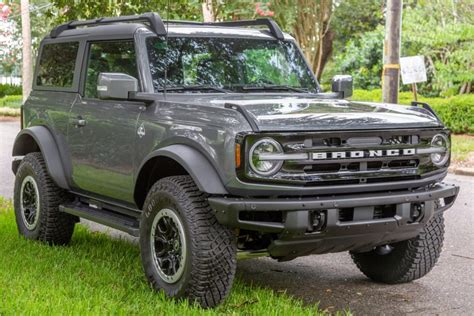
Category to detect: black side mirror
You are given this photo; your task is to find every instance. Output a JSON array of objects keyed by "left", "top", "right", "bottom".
[
  {"left": 97, "top": 72, "right": 138, "bottom": 100},
  {"left": 331, "top": 75, "right": 353, "bottom": 98}
]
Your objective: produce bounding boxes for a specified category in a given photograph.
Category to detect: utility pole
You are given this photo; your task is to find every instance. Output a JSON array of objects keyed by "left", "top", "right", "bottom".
[
  {"left": 382, "top": 0, "right": 402, "bottom": 104},
  {"left": 21, "top": 0, "right": 32, "bottom": 102}
]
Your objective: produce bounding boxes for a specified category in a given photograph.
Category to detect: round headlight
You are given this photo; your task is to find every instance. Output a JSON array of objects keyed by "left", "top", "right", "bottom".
[
  {"left": 249, "top": 138, "right": 283, "bottom": 176},
  {"left": 431, "top": 134, "right": 450, "bottom": 166}
]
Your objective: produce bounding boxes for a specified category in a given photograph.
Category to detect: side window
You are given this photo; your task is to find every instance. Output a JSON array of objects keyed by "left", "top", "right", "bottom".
[
  {"left": 36, "top": 42, "right": 79, "bottom": 88},
  {"left": 85, "top": 41, "right": 138, "bottom": 98}
]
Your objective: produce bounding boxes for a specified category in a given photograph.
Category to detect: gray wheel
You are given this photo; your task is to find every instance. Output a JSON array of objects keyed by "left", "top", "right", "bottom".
[
  {"left": 150, "top": 208, "right": 187, "bottom": 284},
  {"left": 19, "top": 175, "right": 41, "bottom": 230},
  {"left": 14, "top": 152, "right": 77, "bottom": 245}
]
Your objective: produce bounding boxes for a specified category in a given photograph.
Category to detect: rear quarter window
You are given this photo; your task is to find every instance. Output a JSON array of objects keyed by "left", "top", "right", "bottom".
[{"left": 36, "top": 42, "right": 79, "bottom": 88}]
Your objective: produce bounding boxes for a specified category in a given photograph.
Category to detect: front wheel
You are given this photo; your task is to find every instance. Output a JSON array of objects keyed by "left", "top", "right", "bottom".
[
  {"left": 351, "top": 214, "right": 445, "bottom": 283},
  {"left": 139, "top": 175, "right": 237, "bottom": 308}
]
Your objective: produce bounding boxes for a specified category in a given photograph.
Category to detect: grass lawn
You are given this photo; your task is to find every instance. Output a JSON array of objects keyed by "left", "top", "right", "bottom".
[
  {"left": 0, "top": 197, "right": 339, "bottom": 315},
  {"left": 451, "top": 134, "right": 474, "bottom": 163}
]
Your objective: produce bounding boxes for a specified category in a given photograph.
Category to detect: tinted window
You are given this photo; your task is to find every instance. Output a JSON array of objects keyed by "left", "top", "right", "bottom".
[
  {"left": 146, "top": 37, "right": 317, "bottom": 93},
  {"left": 85, "top": 41, "right": 138, "bottom": 98},
  {"left": 36, "top": 42, "right": 79, "bottom": 88}
]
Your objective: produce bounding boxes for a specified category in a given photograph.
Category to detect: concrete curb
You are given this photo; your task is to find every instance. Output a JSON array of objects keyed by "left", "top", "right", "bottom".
[
  {"left": 0, "top": 116, "right": 20, "bottom": 122},
  {"left": 449, "top": 166, "right": 474, "bottom": 176}
]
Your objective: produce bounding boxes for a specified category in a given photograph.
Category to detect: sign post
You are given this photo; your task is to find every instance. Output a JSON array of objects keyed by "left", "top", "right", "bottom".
[{"left": 400, "top": 55, "right": 427, "bottom": 101}]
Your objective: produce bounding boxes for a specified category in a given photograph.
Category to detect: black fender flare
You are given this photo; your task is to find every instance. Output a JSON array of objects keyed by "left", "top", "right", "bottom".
[
  {"left": 12, "top": 126, "right": 70, "bottom": 189},
  {"left": 137, "top": 144, "right": 228, "bottom": 195}
]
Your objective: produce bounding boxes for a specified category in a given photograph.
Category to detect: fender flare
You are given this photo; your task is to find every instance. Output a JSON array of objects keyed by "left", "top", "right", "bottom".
[
  {"left": 12, "top": 126, "right": 70, "bottom": 189},
  {"left": 138, "top": 144, "right": 228, "bottom": 195}
]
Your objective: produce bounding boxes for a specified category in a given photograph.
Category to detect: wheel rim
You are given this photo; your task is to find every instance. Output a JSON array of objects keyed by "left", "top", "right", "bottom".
[
  {"left": 20, "top": 175, "right": 40, "bottom": 230},
  {"left": 150, "top": 208, "right": 187, "bottom": 284}
]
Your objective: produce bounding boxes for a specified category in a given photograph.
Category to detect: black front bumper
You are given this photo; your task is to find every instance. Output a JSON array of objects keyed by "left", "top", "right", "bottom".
[{"left": 209, "top": 182, "right": 459, "bottom": 260}]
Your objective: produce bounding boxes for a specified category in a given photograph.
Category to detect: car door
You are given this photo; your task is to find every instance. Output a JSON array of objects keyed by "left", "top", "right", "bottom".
[{"left": 67, "top": 40, "right": 143, "bottom": 204}]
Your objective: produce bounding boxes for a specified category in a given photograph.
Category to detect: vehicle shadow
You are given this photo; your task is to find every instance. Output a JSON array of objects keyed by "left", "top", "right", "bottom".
[{"left": 236, "top": 255, "right": 439, "bottom": 315}]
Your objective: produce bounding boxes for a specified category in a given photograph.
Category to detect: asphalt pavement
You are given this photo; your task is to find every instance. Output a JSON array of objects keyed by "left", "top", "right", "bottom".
[{"left": 1, "top": 119, "right": 473, "bottom": 315}]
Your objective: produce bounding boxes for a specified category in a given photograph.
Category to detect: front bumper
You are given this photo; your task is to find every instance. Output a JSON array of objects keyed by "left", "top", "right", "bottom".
[{"left": 209, "top": 182, "right": 459, "bottom": 260}]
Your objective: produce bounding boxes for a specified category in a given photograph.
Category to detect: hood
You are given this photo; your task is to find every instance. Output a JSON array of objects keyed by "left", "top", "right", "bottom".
[
  {"left": 169, "top": 94, "right": 442, "bottom": 131},
  {"left": 222, "top": 96, "right": 441, "bottom": 131}
]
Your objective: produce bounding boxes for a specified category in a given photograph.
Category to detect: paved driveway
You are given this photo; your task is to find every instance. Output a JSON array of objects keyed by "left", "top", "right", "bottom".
[{"left": 1, "top": 120, "right": 473, "bottom": 315}]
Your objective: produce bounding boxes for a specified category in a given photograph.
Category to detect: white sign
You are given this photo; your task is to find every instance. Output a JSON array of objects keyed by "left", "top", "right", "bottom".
[{"left": 400, "top": 55, "right": 427, "bottom": 84}]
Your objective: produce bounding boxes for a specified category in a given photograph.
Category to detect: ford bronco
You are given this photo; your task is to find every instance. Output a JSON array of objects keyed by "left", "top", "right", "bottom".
[{"left": 12, "top": 12, "right": 459, "bottom": 308}]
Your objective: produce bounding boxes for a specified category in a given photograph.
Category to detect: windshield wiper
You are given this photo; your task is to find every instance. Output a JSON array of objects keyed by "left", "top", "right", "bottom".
[
  {"left": 240, "top": 84, "right": 310, "bottom": 93},
  {"left": 157, "top": 85, "right": 231, "bottom": 93}
]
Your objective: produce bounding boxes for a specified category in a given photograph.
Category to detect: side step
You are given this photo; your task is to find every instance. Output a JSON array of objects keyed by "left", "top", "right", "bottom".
[{"left": 60, "top": 203, "right": 140, "bottom": 237}]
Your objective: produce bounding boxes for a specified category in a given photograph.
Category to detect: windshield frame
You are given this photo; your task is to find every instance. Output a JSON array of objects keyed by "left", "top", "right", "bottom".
[{"left": 141, "top": 33, "right": 322, "bottom": 94}]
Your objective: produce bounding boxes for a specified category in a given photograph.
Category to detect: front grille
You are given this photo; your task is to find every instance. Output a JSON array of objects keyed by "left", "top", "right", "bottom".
[{"left": 243, "top": 129, "right": 444, "bottom": 186}]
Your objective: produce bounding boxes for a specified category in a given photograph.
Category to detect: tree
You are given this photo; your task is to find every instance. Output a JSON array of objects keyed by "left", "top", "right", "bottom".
[
  {"left": 330, "top": 0, "right": 384, "bottom": 51},
  {"left": 330, "top": 0, "right": 473, "bottom": 96},
  {"left": 333, "top": 27, "right": 384, "bottom": 90},
  {"left": 21, "top": 0, "right": 33, "bottom": 100},
  {"left": 271, "top": 0, "right": 334, "bottom": 79},
  {"left": 402, "top": 0, "right": 474, "bottom": 95},
  {"left": 48, "top": 0, "right": 202, "bottom": 22},
  {"left": 0, "top": 3, "right": 20, "bottom": 78}
]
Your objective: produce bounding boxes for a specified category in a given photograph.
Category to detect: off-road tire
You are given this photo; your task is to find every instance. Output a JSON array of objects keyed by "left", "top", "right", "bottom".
[
  {"left": 351, "top": 214, "right": 445, "bottom": 283},
  {"left": 140, "top": 175, "right": 237, "bottom": 308},
  {"left": 14, "top": 152, "right": 77, "bottom": 245}
]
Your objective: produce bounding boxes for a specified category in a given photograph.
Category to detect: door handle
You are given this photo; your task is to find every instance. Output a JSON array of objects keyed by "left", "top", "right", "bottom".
[{"left": 71, "top": 116, "right": 87, "bottom": 128}]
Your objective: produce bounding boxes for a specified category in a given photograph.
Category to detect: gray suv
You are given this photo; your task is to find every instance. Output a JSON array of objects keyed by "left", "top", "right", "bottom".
[{"left": 12, "top": 12, "right": 459, "bottom": 308}]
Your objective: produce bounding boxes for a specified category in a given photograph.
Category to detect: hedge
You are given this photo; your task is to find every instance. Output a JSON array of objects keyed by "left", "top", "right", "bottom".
[
  {"left": 0, "top": 84, "right": 22, "bottom": 98},
  {"left": 352, "top": 89, "right": 474, "bottom": 134},
  {"left": 0, "top": 95, "right": 22, "bottom": 108}
]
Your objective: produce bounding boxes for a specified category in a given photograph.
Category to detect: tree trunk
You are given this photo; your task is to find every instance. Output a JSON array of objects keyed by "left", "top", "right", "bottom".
[
  {"left": 316, "top": 29, "right": 334, "bottom": 80},
  {"left": 21, "top": 0, "right": 32, "bottom": 102},
  {"left": 202, "top": 0, "right": 215, "bottom": 22}
]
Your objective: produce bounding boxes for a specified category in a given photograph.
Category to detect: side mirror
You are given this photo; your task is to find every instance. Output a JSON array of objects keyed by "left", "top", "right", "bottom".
[
  {"left": 331, "top": 75, "right": 353, "bottom": 98},
  {"left": 97, "top": 72, "right": 138, "bottom": 100}
]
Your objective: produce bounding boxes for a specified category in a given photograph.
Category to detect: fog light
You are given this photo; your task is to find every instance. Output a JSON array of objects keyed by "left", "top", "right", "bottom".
[
  {"left": 410, "top": 203, "right": 424, "bottom": 222},
  {"left": 308, "top": 210, "right": 326, "bottom": 232}
]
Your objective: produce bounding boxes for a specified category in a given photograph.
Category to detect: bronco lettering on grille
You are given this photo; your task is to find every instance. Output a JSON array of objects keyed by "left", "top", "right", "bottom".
[{"left": 311, "top": 148, "right": 416, "bottom": 160}]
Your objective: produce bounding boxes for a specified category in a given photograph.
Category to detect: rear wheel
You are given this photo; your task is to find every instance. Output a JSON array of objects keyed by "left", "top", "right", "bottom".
[
  {"left": 14, "top": 152, "right": 77, "bottom": 245},
  {"left": 351, "top": 214, "right": 445, "bottom": 283},
  {"left": 140, "top": 175, "right": 237, "bottom": 308}
]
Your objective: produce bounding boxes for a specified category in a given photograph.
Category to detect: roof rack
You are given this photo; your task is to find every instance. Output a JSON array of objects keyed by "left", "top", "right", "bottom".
[
  {"left": 168, "top": 18, "right": 285, "bottom": 40},
  {"left": 50, "top": 12, "right": 285, "bottom": 40},
  {"left": 50, "top": 12, "right": 167, "bottom": 38}
]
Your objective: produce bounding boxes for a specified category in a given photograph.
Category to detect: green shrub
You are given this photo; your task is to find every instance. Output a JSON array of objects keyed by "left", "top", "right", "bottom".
[
  {"left": 352, "top": 89, "right": 474, "bottom": 134},
  {"left": 0, "top": 95, "right": 23, "bottom": 108},
  {"left": 0, "top": 84, "right": 22, "bottom": 98}
]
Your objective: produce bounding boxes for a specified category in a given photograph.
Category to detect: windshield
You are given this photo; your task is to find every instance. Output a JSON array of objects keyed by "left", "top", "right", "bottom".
[{"left": 146, "top": 36, "right": 319, "bottom": 93}]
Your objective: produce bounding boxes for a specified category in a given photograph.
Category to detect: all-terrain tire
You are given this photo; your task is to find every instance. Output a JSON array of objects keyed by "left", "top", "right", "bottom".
[
  {"left": 351, "top": 213, "right": 445, "bottom": 283},
  {"left": 140, "top": 175, "right": 237, "bottom": 308},
  {"left": 14, "top": 152, "right": 77, "bottom": 245}
]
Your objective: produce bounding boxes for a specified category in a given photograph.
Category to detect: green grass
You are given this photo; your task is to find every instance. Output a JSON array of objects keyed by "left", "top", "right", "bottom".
[
  {"left": 0, "top": 95, "right": 22, "bottom": 108},
  {"left": 0, "top": 197, "right": 337, "bottom": 315},
  {"left": 451, "top": 134, "right": 474, "bottom": 162}
]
